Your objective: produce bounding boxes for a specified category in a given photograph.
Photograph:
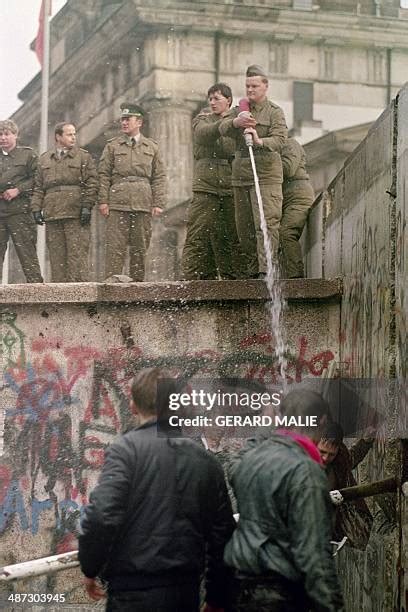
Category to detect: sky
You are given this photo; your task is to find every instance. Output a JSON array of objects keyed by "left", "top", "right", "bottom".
[{"left": 0, "top": 0, "right": 67, "bottom": 118}]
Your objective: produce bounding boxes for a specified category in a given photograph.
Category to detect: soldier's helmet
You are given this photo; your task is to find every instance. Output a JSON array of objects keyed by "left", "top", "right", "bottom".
[{"left": 120, "top": 103, "right": 144, "bottom": 118}]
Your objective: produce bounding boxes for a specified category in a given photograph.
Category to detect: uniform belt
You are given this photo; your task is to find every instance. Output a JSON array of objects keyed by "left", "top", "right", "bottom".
[
  {"left": 199, "top": 158, "right": 233, "bottom": 165},
  {"left": 46, "top": 185, "right": 81, "bottom": 193},
  {"left": 116, "top": 176, "right": 149, "bottom": 183},
  {"left": 235, "top": 149, "right": 273, "bottom": 158}
]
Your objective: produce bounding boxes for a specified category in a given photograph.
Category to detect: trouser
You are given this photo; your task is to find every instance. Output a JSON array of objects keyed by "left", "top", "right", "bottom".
[
  {"left": 182, "top": 192, "right": 246, "bottom": 280},
  {"left": 46, "top": 218, "right": 90, "bottom": 282},
  {"left": 105, "top": 210, "right": 152, "bottom": 281},
  {"left": 0, "top": 213, "right": 43, "bottom": 283},
  {"left": 280, "top": 180, "right": 314, "bottom": 278},
  {"left": 234, "top": 183, "right": 282, "bottom": 277},
  {"left": 227, "top": 572, "right": 311, "bottom": 612},
  {"left": 106, "top": 582, "right": 200, "bottom": 612}
]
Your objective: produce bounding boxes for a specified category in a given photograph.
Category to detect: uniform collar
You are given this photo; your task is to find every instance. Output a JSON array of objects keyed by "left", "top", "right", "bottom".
[
  {"left": 250, "top": 98, "right": 268, "bottom": 112},
  {"left": 119, "top": 133, "right": 145, "bottom": 146},
  {"left": 51, "top": 146, "right": 76, "bottom": 159},
  {"left": 1, "top": 146, "right": 17, "bottom": 157}
]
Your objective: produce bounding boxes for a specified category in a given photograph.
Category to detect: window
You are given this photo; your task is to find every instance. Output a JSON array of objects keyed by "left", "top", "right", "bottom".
[
  {"left": 367, "top": 50, "right": 386, "bottom": 84},
  {"left": 322, "top": 48, "right": 335, "bottom": 80},
  {"left": 269, "top": 43, "right": 289, "bottom": 74},
  {"left": 293, "top": 81, "right": 314, "bottom": 124}
]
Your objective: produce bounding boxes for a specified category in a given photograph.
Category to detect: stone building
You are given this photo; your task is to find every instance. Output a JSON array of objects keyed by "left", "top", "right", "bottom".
[{"left": 5, "top": 0, "right": 408, "bottom": 281}]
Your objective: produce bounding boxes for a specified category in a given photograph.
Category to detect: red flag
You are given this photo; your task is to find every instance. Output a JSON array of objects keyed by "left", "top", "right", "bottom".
[{"left": 35, "top": 0, "right": 52, "bottom": 66}]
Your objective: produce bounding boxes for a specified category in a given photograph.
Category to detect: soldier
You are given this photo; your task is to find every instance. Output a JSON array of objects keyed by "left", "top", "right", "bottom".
[
  {"left": 280, "top": 137, "right": 315, "bottom": 278},
  {"left": 182, "top": 83, "right": 246, "bottom": 279},
  {"left": 98, "top": 103, "right": 166, "bottom": 282},
  {"left": 219, "top": 65, "right": 287, "bottom": 278},
  {"left": 31, "top": 122, "right": 98, "bottom": 282},
  {"left": 0, "top": 120, "right": 43, "bottom": 283}
]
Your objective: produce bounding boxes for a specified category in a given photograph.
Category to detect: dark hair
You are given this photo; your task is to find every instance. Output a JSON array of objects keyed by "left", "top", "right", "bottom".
[
  {"left": 131, "top": 367, "right": 177, "bottom": 418},
  {"left": 319, "top": 422, "right": 344, "bottom": 446},
  {"left": 280, "top": 389, "right": 331, "bottom": 437},
  {"left": 54, "top": 122, "right": 74, "bottom": 137},
  {"left": 207, "top": 82, "right": 233, "bottom": 102}
]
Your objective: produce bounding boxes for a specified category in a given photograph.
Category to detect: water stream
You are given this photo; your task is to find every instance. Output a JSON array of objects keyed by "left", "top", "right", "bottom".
[{"left": 248, "top": 145, "right": 288, "bottom": 392}]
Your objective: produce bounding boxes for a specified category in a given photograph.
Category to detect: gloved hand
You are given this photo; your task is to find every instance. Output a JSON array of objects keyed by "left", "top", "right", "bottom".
[
  {"left": 80, "top": 207, "right": 92, "bottom": 226},
  {"left": 33, "top": 211, "right": 45, "bottom": 225}
]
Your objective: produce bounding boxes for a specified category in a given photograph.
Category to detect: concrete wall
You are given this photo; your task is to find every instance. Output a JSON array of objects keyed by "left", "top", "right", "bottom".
[
  {"left": 0, "top": 279, "right": 340, "bottom": 606},
  {"left": 303, "top": 84, "right": 408, "bottom": 611}
]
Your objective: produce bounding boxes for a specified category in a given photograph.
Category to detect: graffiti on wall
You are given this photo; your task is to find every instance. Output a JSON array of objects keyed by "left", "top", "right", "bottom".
[
  {"left": 342, "top": 211, "right": 392, "bottom": 378},
  {"left": 0, "top": 311, "right": 335, "bottom": 555}
]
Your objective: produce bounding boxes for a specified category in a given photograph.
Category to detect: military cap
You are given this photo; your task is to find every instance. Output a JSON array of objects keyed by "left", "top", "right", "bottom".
[
  {"left": 120, "top": 102, "right": 144, "bottom": 118},
  {"left": 246, "top": 64, "right": 268, "bottom": 78}
]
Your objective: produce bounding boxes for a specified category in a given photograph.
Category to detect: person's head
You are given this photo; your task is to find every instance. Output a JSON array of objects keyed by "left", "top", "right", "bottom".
[
  {"left": 280, "top": 389, "right": 331, "bottom": 443},
  {"left": 120, "top": 102, "right": 144, "bottom": 137},
  {"left": 130, "top": 367, "right": 174, "bottom": 422},
  {"left": 207, "top": 83, "right": 232, "bottom": 116},
  {"left": 55, "top": 122, "right": 76, "bottom": 149},
  {"left": 0, "top": 120, "right": 18, "bottom": 152},
  {"left": 245, "top": 64, "right": 268, "bottom": 105},
  {"left": 317, "top": 422, "right": 344, "bottom": 467}
]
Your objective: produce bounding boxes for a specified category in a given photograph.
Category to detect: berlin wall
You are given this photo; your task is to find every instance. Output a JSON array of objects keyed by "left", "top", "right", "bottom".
[
  {"left": 304, "top": 84, "right": 407, "bottom": 611},
  {"left": 0, "top": 280, "right": 340, "bottom": 606}
]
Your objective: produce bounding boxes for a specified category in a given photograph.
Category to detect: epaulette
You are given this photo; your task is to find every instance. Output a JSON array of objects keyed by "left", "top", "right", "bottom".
[
  {"left": 195, "top": 107, "right": 212, "bottom": 118},
  {"left": 104, "top": 136, "right": 122, "bottom": 146},
  {"left": 79, "top": 147, "right": 90, "bottom": 153},
  {"left": 269, "top": 100, "right": 285, "bottom": 112},
  {"left": 18, "top": 145, "right": 34, "bottom": 151}
]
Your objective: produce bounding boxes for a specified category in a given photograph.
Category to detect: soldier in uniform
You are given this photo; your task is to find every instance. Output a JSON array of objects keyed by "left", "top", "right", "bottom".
[
  {"left": 98, "top": 103, "right": 166, "bottom": 282},
  {"left": 280, "top": 137, "right": 315, "bottom": 278},
  {"left": 31, "top": 122, "right": 98, "bottom": 282},
  {"left": 219, "top": 65, "right": 287, "bottom": 278},
  {"left": 182, "top": 83, "right": 246, "bottom": 279},
  {"left": 0, "top": 120, "right": 43, "bottom": 283}
]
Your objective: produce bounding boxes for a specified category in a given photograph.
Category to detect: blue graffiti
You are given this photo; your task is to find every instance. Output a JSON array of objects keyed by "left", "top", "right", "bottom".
[{"left": 0, "top": 479, "right": 82, "bottom": 535}]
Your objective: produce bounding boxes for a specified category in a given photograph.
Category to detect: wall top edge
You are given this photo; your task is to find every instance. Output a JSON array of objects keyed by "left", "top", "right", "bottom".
[{"left": 0, "top": 279, "right": 342, "bottom": 306}]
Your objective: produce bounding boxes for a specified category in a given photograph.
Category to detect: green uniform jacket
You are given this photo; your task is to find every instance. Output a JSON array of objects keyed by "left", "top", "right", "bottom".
[
  {"left": 281, "top": 137, "right": 309, "bottom": 182},
  {"left": 0, "top": 146, "right": 37, "bottom": 218},
  {"left": 98, "top": 135, "right": 166, "bottom": 212},
  {"left": 31, "top": 147, "right": 98, "bottom": 221},
  {"left": 225, "top": 434, "right": 344, "bottom": 612},
  {"left": 192, "top": 111, "right": 235, "bottom": 197},
  {"left": 219, "top": 100, "right": 287, "bottom": 187}
]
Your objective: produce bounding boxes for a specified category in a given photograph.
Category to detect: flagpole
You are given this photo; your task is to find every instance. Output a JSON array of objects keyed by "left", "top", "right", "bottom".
[{"left": 37, "top": 0, "right": 51, "bottom": 278}]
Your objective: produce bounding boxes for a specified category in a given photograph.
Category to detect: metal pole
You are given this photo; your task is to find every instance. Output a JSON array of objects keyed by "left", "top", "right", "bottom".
[
  {"left": 330, "top": 477, "right": 400, "bottom": 505},
  {"left": 0, "top": 551, "right": 78, "bottom": 582},
  {"left": 37, "top": 0, "right": 51, "bottom": 278}
]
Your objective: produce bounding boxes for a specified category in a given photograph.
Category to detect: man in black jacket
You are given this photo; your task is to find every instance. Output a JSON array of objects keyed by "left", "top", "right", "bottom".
[{"left": 78, "top": 368, "right": 235, "bottom": 612}]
